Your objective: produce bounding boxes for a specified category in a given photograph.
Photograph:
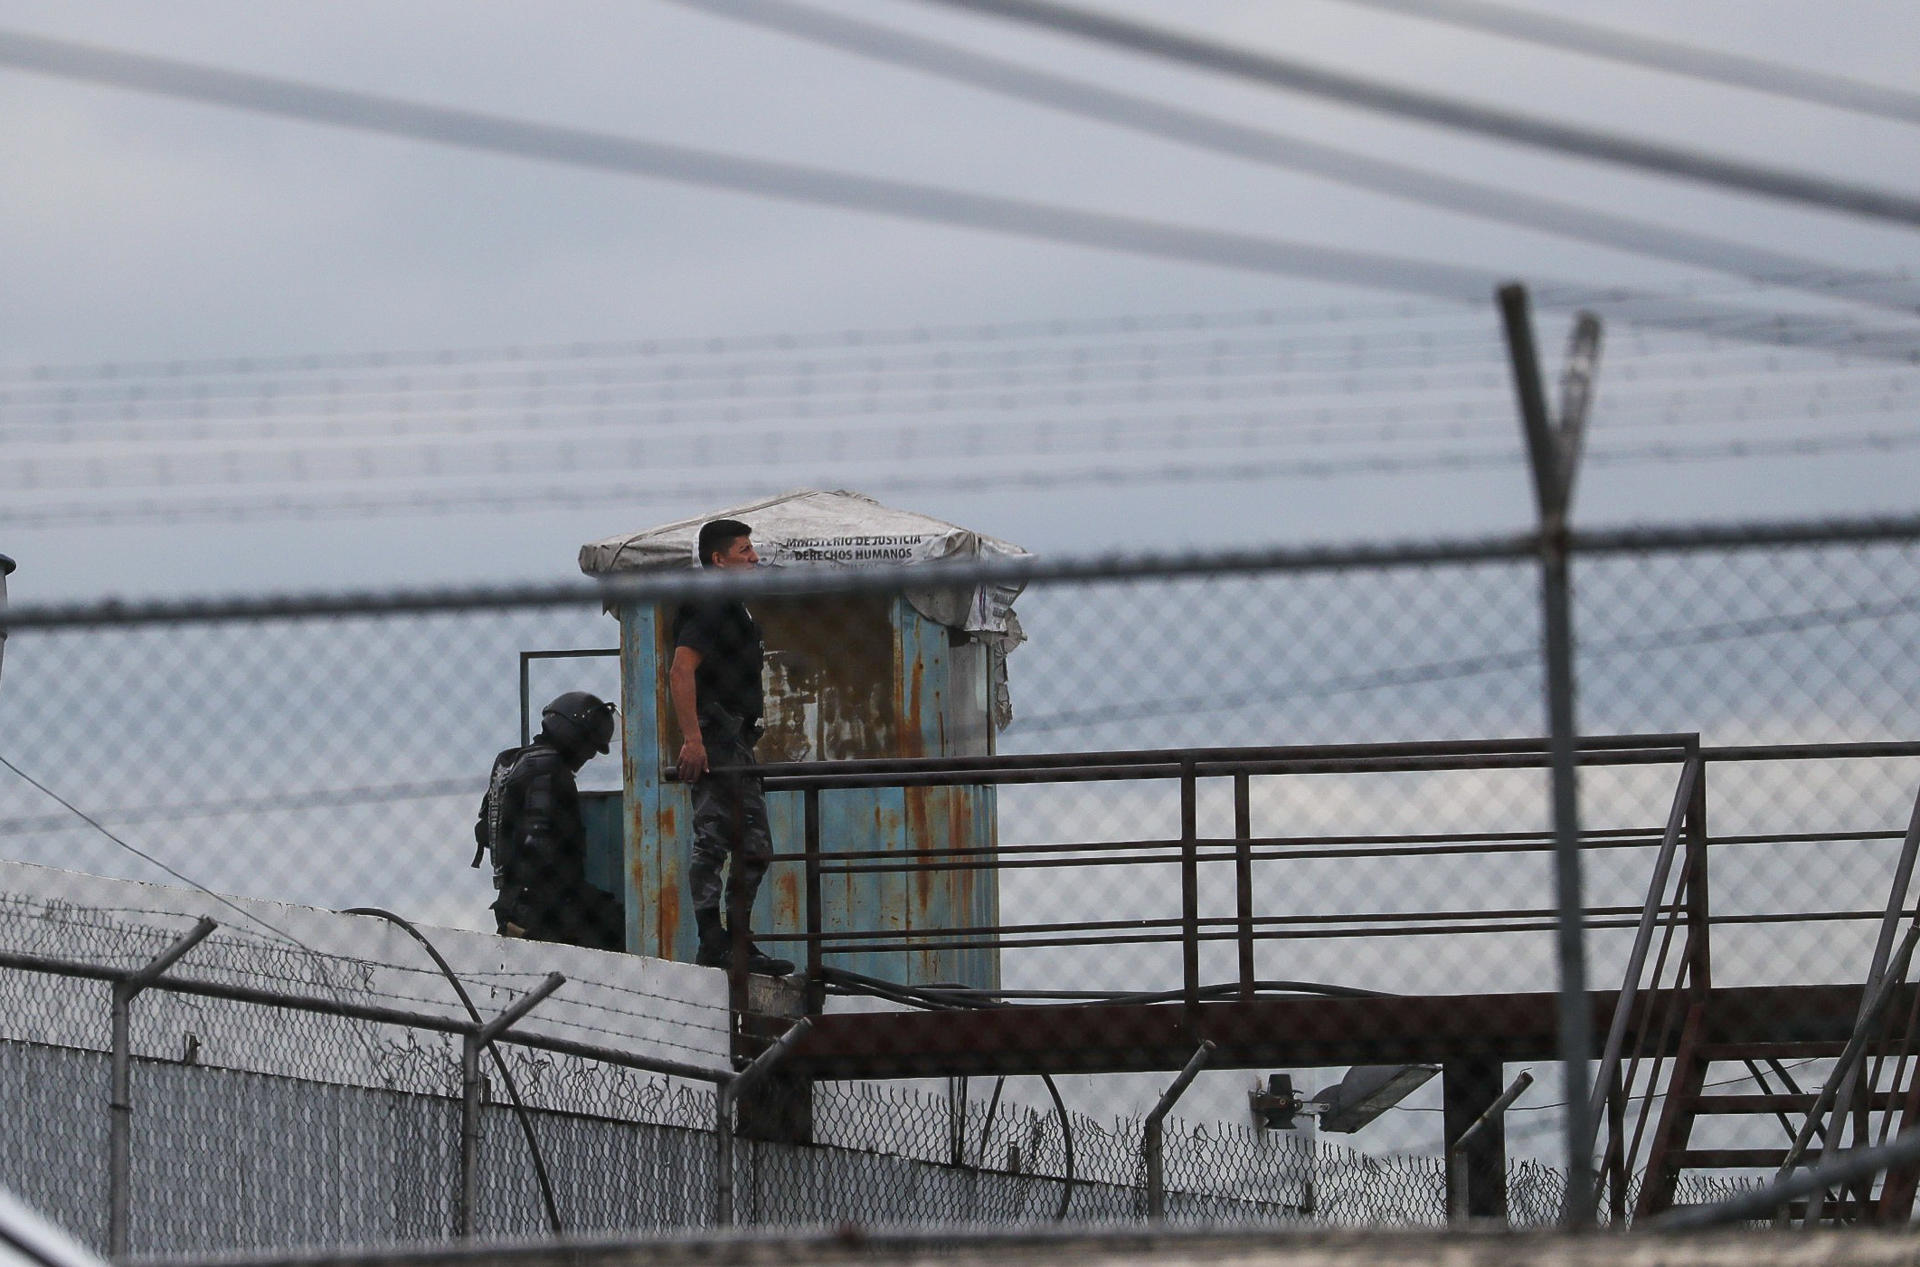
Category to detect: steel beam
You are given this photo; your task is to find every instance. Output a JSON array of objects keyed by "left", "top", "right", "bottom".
[{"left": 788, "top": 985, "right": 1896, "bottom": 1081}]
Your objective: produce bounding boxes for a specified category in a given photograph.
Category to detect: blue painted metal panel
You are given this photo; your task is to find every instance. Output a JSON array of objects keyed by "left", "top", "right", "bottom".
[
  {"left": 615, "top": 593, "right": 999, "bottom": 987},
  {"left": 580, "top": 791, "right": 623, "bottom": 897}
]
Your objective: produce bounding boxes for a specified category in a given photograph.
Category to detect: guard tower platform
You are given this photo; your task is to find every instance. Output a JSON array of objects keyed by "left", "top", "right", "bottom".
[{"left": 723, "top": 734, "right": 1920, "bottom": 1225}]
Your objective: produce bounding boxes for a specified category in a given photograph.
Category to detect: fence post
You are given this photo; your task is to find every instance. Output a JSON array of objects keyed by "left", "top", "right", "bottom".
[
  {"left": 1143, "top": 1041, "right": 1214, "bottom": 1220},
  {"left": 1500, "top": 282, "right": 1602, "bottom": 1225},
  {"left": 109, "top": 917, "right": 216, "bottom": 1258},
  {"left": 715, "top": 1018, "right": 814, "bottom": 1228},
  {"left": 455, "top": 972, "right": 565, "bottom": 1239},
  {"left": 1447, "top": 1071, "right": 1533, "bottom": 1225}
]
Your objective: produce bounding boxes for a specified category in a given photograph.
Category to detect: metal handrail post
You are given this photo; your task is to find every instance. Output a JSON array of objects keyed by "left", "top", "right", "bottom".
[
  {"left": 805, "top": 787, "right": 824, "bottom": 1016},
  {"left": 1605, "top": 1065, "right": 1627, "bottom": 1225},
  {"left": 457, "top": 973, "right": 565, "bottom": 1238},
  {"left": 1449, "top": 1070, "right": 1534, "bottom": 1224},
  {"left": 1774, "top": 918, "right": 1920, "bottom": 1225},
  {"left": 1585, "top": 752, "right": 1700, "bottom": 1155},
  {"left": 1233, "top": 774, "right": 1254, "bottom": 1001},
  {"left": 1659, "top": 1125, "right": 1920, "bottom": 1232},
  {"left": 715, "top": 1018, "right": 814, "bottom": 1227},
  {"left": 726, "top": 776, "right": 750, "bottom": 1024},
  {"left": 1180, "top": 758, "right": 1199, "bottom": 1015},
  {"left": 1822, "top": 781, "right": 1920, "bottom": 1195},
  {"left": 1143, "top": 1041, "right": 1214, "bottom": 1219},
  {"left": 108, "top": 917, "right": 215, "bottom": 1258},
  {"left": 1685, "top": 759, "right": 1711, "bottom": 989}
]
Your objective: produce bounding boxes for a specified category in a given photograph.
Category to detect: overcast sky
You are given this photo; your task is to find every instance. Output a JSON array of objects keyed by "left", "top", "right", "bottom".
[
  {"left": 4, "top": 4, "right": 1917, "bottom": 1158},
  {"left": 3, "top": 0, "right": 1918, "bottom": 601}
]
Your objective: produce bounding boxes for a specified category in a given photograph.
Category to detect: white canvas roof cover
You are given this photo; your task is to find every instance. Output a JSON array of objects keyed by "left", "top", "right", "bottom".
[{"left": 579, "top": 489, "right": 1029, "bottom": 644}]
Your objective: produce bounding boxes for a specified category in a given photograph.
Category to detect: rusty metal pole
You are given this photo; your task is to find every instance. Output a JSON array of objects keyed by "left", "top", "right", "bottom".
[
  {"left": 804, "top": 786, "right": 825, "bottom": 1016},
  {"left": 727, "top": 775, "right": 749, "bottom": 1026},
  {"left": 109, "top": 917, "right": 215, "bottom": 1258},
  {"left": 1500, "top": 282, "right": 1602, "bottom": 1226}
]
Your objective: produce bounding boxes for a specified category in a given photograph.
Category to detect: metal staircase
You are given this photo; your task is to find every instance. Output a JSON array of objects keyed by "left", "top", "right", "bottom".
[{"left": 1598, "top": 771, "right": 1920, "bottom": 1225}]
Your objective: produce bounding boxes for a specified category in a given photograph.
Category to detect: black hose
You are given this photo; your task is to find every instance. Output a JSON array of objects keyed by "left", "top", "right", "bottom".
[
  {"left": 977, "top": 1075, "right": 1006, "bottom": 1167},
  {"left": 1039, "top": 1071, "right": 1076, "bottom": 1222},
  {"left": 819, "top": 966, "right": 1391, "bottom": 1008},
  {"left": 342, "top": 906, "right": 564, "bottom": 1234},
  {"left": 813, "top": 966, "right": 1078, "bottom": 1219}
]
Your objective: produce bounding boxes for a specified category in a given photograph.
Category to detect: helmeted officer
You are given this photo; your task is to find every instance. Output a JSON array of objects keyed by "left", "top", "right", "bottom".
[{"left": 473, "top": 691, "right": 623, "bottom": 950}]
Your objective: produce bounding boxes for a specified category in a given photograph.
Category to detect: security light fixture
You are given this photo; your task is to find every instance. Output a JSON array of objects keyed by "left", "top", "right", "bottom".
[
  {"left": 1312, "top": 1064, "right": 1441, "bottom": 1134},
  {"left": 1249, "top": 1073, "right": 1302, "bottom": 1130},
  {"left": 1251, "top": 1064, "right": 1441, "bottom": 1134}
]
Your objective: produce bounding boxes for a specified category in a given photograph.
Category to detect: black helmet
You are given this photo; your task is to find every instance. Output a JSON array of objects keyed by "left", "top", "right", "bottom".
[{"left": 541, "top": 691, "right": 616, "bottom": 756}]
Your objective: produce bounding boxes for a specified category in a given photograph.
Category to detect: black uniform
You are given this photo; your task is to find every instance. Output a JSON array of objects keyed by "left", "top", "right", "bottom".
[
  {"left": 474, "top": 739, "right": 622, "bottom": 950},
  {"left": 671, "top": 598, "right": 764, "bottom": 729},
  {"left": 672, "top": 597, "right": 775, "bottom": 949}
]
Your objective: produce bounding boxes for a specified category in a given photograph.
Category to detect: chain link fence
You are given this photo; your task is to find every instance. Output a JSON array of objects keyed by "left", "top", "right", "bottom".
[{"left": 2, "top": 521, "right": 1918, "bottom": 1253}]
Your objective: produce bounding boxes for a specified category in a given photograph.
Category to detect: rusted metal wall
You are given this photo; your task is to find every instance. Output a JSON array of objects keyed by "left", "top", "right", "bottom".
[{"left": 619, "top": 594, "right": 998, "bottom": 987}]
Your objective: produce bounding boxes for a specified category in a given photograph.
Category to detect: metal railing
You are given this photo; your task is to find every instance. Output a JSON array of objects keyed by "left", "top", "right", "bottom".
[{"left": 751, "top": 734, "right": 1700, "bottom": 1005}]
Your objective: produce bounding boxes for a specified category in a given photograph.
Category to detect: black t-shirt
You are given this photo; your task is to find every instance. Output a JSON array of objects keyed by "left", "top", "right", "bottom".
[{"left": 672, "top": 599, "right": 764, "bottom": 725}]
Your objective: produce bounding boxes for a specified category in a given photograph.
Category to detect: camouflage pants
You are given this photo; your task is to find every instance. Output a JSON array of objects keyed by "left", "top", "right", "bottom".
[{"left": 688, "top": 731, "right": 772, "bottom": 922}]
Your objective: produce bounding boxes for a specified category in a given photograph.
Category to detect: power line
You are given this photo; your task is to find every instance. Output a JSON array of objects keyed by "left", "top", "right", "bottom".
[
  {"left": 906, "top": 0, "right": 1920, "bottom": 227},
  {"left": 0, "top": 777, "right": 476, "bottom": 837},
  {"left": 4, "top": 326, "right": 1859, "bottom": 433},
  {"left": 1332, "top": 0, "right": 1920, "bottom": 127},
  {"left": 0, "top": 282, "right": 1895, "bottom": 392},
  {"left": 3, "top": 325, "right": 1912, "bottom": 494},
  {"left": 1, "top": 27, "right": 1917, "bottom": 362},
  {"left": 1014, "top": 589, "right": 1920, "bottom": 735},
  {"left": 7, "top": 366, "right": 1915, "bottom": 501},
  {"left": 0, "top": 27, "right": 1527, "bottom": 299},
  {"left": 668, "top": 0, "right": 1920, "bottom": 315},
  {"left": 0, "top": 751, "right": 323, "bottom": 954},
  {"left": 0, "top": 313, "right": 1908, "bottom": 441},
  {"left": 9, "top": 424, "right": 1920, "bottom": 528},
  {"left": 0, "top": 301, "right": 1474, "bottom": 387},
  {"left": 11, "top": 595, "right": 1916, "bottom": 834}
]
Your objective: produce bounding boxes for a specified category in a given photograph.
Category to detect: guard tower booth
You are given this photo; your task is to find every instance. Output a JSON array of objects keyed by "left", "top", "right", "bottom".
[{"left": 578, "top": 489, "right": 1026, "bottom": 989}]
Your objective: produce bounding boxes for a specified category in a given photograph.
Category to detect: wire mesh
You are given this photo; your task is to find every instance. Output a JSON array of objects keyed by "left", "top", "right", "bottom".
[{"left": 3, "top": 526, "right": 1920, "bottom": 1252}]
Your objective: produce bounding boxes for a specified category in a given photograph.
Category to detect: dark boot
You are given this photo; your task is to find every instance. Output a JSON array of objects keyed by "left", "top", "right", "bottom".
[
  {"left": 694, "top": 909, "right": 730, "bottom": 968},
  {"left": 743, "top": 932, "right": 794, "bottom": 977}
]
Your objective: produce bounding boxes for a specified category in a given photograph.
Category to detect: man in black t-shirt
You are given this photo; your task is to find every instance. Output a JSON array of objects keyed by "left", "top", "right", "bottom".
[{"left": 669, "top": 519, "right": 794, "bottom": 975}]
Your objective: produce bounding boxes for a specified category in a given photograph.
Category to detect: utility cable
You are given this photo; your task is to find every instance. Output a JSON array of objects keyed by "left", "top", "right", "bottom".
[
  {"left": 905, "top": 0, "right": 1920, "bottom": 228},
  {"left": 0, "top": 26, "right": 1535, "bottom": 302},
  {"left": 0, "top": 750, "right": 322, "bottom": 956},
  {"left": 671, "top": 0, "right": 1920, "bottom": 315},
  {"left": 1332, "top": 0, "right": 1920, "bottom": 127},
  {"left": 1015, "top": 587, "right": 1920, "bottom": 736},
  {"left": 815, "top": 965, "right": 1077, "bottom": 1218},
  {"left": 818, "top": 966, "right": 1391, "bottom": 1007},
  {"left": 0, "top": 777, "right": 473, "bottom": 837},
  {"left": 0, "top": 300, "right": 1476, "bottom": 387},
  {"left": 1, "top": 27, "right": 1917, "bottom": 359},
  {"left": 14, "top": 420, "right": 1920, "bottom": 530},
  {"left": 341, "top": 905, "right": 565, "bottom": 1235}
]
